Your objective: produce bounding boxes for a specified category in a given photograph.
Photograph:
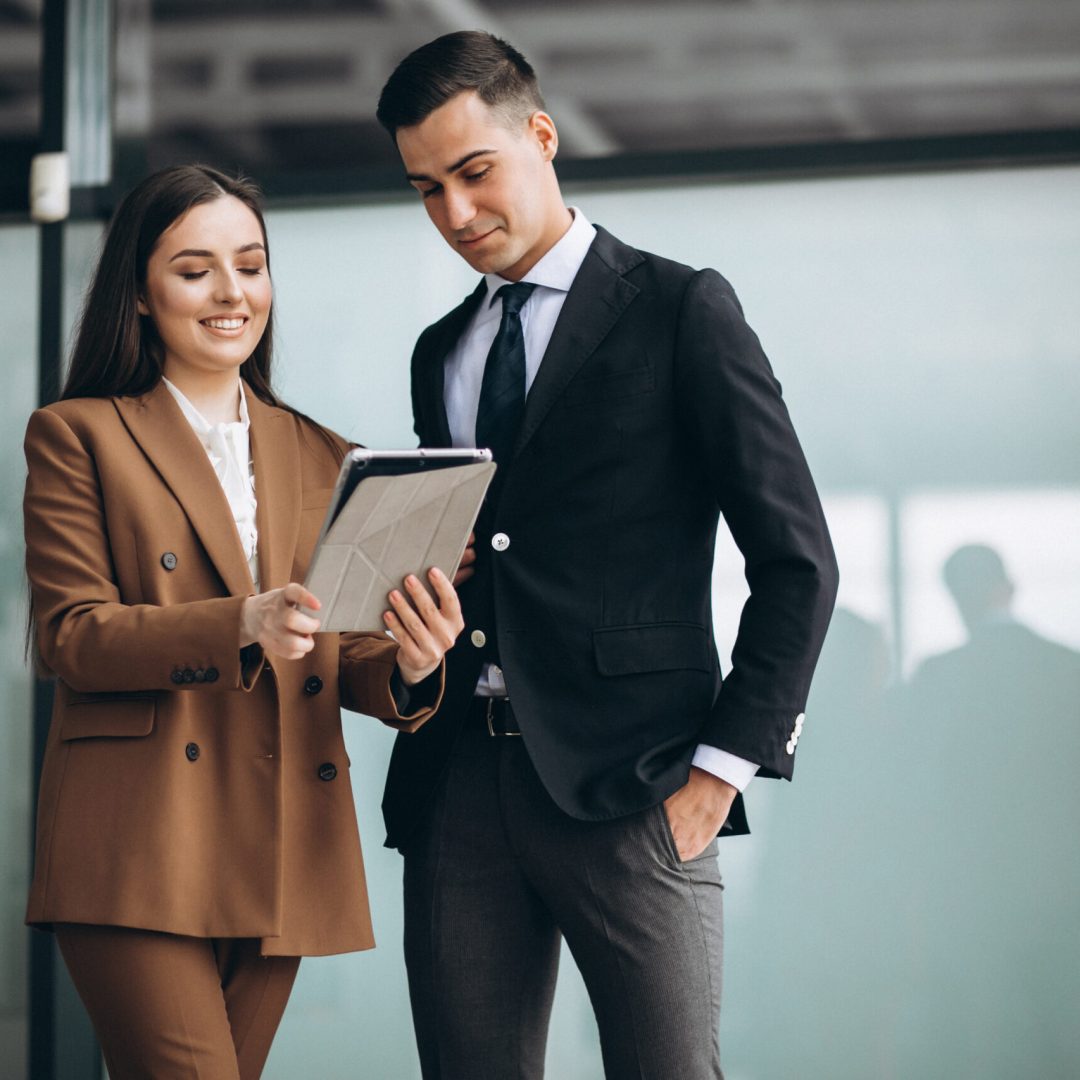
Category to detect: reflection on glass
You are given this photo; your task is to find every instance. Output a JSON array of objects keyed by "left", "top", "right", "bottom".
[
  {"left": 900, "top": 489, "right": 1080, "bottom": 674},
  {"left": 892, "top": 503, "right": 1080, "bottom": 1078}
]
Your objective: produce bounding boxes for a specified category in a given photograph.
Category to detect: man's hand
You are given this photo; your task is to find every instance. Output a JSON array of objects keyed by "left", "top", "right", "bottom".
[
  {"left": 662, "top": 767, "right": 738, "bottom": 861},
  {"left": 384, "top": 566, "right": 465, "bottom": 685},
  {"left": 453, "top": 532, "right": 477, "bottom": 587}
]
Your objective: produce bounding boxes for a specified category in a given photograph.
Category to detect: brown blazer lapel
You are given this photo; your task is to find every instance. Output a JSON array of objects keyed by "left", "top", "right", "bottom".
[
  {"left": 246, "top": 387, "right": 301, "bottom": 591},
  {"left": 114, "top": 382, "right": 256, "bottom": 597}
]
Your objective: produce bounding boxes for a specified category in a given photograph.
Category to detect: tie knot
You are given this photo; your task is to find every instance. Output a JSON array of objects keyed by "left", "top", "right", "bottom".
[{"left": 495, "top": 282, "right": 536, "bottom": 317}]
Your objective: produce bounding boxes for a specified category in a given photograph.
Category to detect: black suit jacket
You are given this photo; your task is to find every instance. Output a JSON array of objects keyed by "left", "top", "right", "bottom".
[{"left": 382, "top": 225, "right": 838, "bottom": 849}]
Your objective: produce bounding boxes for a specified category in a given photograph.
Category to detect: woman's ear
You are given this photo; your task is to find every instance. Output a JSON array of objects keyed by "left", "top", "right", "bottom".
[{"left": 136, "top": 296, "right": 149, "bottom": 316}]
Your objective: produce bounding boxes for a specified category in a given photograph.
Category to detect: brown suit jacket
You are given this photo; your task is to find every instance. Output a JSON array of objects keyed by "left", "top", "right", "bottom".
[{"left": 24, "top": 380, "right": 440, "bottom": 956}]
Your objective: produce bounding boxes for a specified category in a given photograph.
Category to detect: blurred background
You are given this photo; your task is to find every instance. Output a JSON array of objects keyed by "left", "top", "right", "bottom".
[{"left": 2, "top": 2, "right": 1079, "bottom": 1078}]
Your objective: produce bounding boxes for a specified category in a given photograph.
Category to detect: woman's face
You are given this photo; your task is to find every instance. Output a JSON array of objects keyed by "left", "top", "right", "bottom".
[{"left": 138, "top": 195, "right": 272, "bottom": 383}]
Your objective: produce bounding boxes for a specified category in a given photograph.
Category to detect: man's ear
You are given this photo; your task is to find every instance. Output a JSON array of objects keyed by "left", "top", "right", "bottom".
[{"left": 530, "top": 111, "right": 559, "bottom": 163}]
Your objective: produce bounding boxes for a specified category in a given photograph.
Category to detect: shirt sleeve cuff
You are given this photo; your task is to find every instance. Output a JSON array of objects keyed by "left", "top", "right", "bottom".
[{"left": 691, "top": 745, "right": 760, "bottom": 793}]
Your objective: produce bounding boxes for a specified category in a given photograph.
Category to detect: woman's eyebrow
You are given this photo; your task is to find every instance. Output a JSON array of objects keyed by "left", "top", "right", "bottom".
[{"left": 168, "top": 242, "right": 265, "bottom": 262}]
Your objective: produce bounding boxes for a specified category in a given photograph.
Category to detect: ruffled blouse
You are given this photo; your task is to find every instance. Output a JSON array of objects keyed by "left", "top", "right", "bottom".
[{"left": 163, "top": 377, "right": 259, "bottom": 590}]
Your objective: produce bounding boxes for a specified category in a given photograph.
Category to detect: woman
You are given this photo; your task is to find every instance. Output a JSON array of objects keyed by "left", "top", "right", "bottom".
[{"left": 23, "top": 164, "right": 462, "bottom": 1078}]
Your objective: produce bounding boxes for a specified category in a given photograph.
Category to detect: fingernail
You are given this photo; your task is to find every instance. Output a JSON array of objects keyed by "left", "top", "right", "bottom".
[
  {"left": 390, "top": 590, "right": 401, "bottom": 602},
  {"left": 406, "top": 575, "right": 418, "bottom": 587}
]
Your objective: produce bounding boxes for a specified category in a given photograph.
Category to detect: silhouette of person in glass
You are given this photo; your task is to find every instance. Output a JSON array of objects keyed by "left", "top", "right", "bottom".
[{"left": 898, "top": 543, "right": 1080, "bottom": 1078}]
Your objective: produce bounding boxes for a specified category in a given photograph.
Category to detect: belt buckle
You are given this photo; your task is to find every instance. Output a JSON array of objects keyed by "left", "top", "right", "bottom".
[{"left": 485, "top": 697, "right": 521, "bottom": 737}]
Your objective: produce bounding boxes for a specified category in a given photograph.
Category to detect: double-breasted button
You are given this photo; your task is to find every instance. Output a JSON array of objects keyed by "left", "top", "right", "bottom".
[
  {"left": 491, "top": 532, "right": 510, "bottom": 551},
  {"left": 318, "top": 762, "right": 338, "bottom": 782},
  {"left": 171, "top": 670, "right": 185, "bottom": 685},
  {"left": 193, "top": 669, "right": 206, "bottom": 683},
  {"left": 204, "top": 667, "right": 219, "bottom": 683},
  {"left": 304, "top": 675, "right": 324, "bottom": 696},
  {"left": 185, "top": 742, "right": 200, "bottom": 761},
  {"left": 182, "top": 669, "right": 195, "bottom": 683},
  {"left": 161, "top": 552, "right": 178, "bottom": 571},
  {"left": 470, "top": 629, "right": 487, "bottom": 649}
]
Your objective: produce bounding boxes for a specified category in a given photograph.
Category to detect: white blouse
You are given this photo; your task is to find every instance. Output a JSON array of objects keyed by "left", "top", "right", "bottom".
[{"left": 163, "top": 377, "right": 260, "bottom": 590}]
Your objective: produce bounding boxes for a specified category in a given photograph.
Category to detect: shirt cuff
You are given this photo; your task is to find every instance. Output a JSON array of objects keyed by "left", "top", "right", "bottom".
[{"left": 691, "top": 745, "right": 759, "bottom": 793}]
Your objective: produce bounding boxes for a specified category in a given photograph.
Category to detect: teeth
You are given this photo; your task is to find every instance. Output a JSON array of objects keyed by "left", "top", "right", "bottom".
[{"left": 204, "top": 318, "right": 245, "bottom": 330}]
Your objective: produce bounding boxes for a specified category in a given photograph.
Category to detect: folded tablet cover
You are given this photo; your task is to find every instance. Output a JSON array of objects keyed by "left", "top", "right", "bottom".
[{"left": 304, "top": 461, "right": 495, "bottom": 632}]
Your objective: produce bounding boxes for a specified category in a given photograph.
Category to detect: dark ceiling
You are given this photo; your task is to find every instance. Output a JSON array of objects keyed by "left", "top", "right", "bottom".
[{"left": 2, "top": 0, "right": 1079, "bottom": 178}]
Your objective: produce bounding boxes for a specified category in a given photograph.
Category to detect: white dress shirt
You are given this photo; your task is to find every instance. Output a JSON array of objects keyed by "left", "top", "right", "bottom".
[
  {"left": 163, "top": 377, "right": 260, "bottom": 590},
  {"left": 442, "top": 208, "right": 758, "bottom": 793}
]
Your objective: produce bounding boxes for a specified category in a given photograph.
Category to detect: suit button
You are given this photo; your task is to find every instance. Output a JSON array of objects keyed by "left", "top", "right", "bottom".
[
  {"left": 171, "top": 670, "right": 185, "bottom": 685},
  {"left": 161, "top": 552, "right": 178, "bottom": 571},
  {"left": 786, "top": 738, "right": 797, "bottom": 755},
  {"left": 304, "top": 675, "right": 324, "bottom": 695},
  {"left": 318, "top": 762, "right": 338, "bottom": 782},
  {"left": 204, "top": 668, "right": 219, "bottom": 683},
  {"left": 470, "top": 629, "right": 487, "bottom": 649},
  {"left": 193, "top": 669, "right": 206, "bottom": 683},
  {"left": 491, "top": 532, "right": 510, "bottom": 551},
  {"left": 182, "top": 668, "right": 195, "bottom": 683},
  {"left": 185, "top": 742, "right": 200, "bottom": 761}
]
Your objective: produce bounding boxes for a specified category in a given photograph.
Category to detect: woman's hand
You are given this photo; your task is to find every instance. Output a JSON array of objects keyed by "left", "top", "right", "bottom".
[
  {"left": 384, "top": 567, "right": 464, "bottom": 685},
  {"left": 241, "top": 583, "right": 322, "bottom": 660}
]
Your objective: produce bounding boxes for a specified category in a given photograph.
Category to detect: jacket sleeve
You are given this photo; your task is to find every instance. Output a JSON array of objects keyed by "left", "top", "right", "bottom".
[
  {"left": 673, "top": 270, "right": 839, "bottom": 779},
  {"left": 338, "top": 632, "right": 445, "bottom": 733},
  {"left": 23, "top": 407, "right": 265, "bottom": 693}
]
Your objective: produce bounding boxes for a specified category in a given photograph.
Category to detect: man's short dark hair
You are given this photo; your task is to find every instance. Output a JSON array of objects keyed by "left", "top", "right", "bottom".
[{"left": 376, "top": 30, "right": 546, "bottom": 138}]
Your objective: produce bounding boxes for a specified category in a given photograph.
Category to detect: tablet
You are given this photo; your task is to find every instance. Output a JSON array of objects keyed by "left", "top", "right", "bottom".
[
  {"left": 303, "top": 448, "right": 495, "bottom": 632},
  {"left": 315, "top": 447, "right": 493, "bottom": 551}
]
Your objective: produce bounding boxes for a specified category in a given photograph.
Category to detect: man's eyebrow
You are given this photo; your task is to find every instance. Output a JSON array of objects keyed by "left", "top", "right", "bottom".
[
  {"left": 168, "top": 242, "right": 265, "bottom": 263},
  {"left": 406, "top": 148, "right": 498, "bottom": 183}
]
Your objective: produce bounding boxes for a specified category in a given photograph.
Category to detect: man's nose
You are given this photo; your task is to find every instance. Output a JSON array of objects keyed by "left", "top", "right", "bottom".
[{"left": 444, "top": 187, "right": 477, "bottom": 232}]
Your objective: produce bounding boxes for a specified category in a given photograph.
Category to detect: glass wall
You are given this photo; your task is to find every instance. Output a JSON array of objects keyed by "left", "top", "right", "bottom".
[
  {"left": 259, "top": 161, "right": 1080, "bottom": 1079},
  {"left": 0, "top": 225, "right": 41, "bottom": 1080}
]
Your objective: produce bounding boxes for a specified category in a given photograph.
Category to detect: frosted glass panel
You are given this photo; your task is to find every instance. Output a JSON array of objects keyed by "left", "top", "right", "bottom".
[
  {"left": 0, "top": 225, "right": 39, "bottom": 1080},
  {"left": 260, "top": 163, "right": 1080, "bottom": 1079}
]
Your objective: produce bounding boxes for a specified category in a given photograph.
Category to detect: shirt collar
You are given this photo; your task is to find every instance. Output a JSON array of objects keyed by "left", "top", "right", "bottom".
[
  {"left": 163, "top": 376, "right": 249, "bottom": 435},
  {"left": 483, "top": 206, "right": 597, "bottom": 305}
]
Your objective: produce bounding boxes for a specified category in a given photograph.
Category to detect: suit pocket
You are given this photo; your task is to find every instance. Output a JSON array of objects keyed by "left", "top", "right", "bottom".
[
  {"left": 592, "top": 622, "right": 713, "bottom": 676},
  {"left": 562, "top": 364, "right": 655, "bottom": 406},
  {"left": 58, "top": 693, "right": 157, "bottom": 741}
]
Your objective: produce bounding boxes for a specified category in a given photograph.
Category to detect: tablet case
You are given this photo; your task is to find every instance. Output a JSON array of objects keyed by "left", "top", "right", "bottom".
[{"left": 303, "top": 457, "right": 495, "bottom": 632}]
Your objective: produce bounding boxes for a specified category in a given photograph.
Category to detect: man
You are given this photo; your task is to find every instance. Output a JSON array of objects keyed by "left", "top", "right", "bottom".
[{"left": 376, "top": 31, "right": 838, "bottom": 1080}]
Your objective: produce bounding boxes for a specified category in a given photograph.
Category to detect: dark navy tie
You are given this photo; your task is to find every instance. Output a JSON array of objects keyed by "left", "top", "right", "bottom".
[{"left": 475, "top": 282, "right": 536, "bottom": 465}]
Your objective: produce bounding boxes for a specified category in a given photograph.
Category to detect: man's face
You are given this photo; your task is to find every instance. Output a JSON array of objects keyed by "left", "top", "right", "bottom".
[{"left": 396, "top": 91, "right": 565, "bottom": 281}]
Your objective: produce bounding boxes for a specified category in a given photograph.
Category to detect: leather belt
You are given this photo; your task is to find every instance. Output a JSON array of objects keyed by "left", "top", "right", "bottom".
[{"left": 476, "top": 696, "right": 521, "bottom": 737}]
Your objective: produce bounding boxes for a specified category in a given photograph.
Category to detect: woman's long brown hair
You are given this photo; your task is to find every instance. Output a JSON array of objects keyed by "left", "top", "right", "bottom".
[{"left": 62, "top": 163, "right": 285, "bottom": 405}]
